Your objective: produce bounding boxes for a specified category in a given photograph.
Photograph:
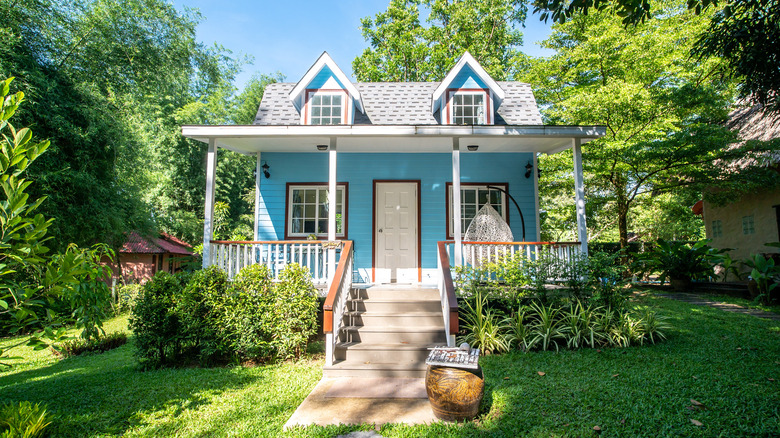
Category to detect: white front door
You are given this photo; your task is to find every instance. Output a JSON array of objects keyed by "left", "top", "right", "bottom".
[{"left": 375, "top": 182, "right": 418, "bottom": 283}]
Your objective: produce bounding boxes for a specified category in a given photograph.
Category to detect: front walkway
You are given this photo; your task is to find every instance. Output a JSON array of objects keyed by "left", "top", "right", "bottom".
[
  {"left": 283, "top": 377, "right": 437, "bottom": 429},
  {"left": 649, "top": 291, "right": 780, "bottom": 321}
]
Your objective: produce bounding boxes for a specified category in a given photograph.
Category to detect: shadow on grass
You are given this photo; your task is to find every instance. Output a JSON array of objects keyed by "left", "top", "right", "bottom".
[{"left": 0, "top": 337, "right": 268, "bottom": 437}]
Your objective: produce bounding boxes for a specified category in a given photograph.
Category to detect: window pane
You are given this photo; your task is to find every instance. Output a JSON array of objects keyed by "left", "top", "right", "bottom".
[
  {"left": 322, "top": 95, "right": 331, "bottom": 105},
  {"left": 464, "top": 107, "right": 473, "bottom": 118},
  {"left": 313, "top": 95, "right": 321, "bottom": 105},
  {"left": 312, "top": 107, "right": 321, "bottom": 116},
  {"left": 478, "top": 189, "right": 489, "bottom": 205},
  {"left": 292, "top": 219, "right": 303, "bottom": 234},
  {"left": 490, "top": 190, "right": 501, "bottom": 204},
  {"left": 318, "top": 189, "right": 327, "bottom": 203},
  {"left": 317, "top": 219, "right": 328, "bottom": 234},
  {"left": 304, "top": 205, "right": 315, "bottom": 218},
  {"left": 322, "top": 107, "right": 331, "bottom": 117},
  {"left": 336, "top": 190, "right": 343, "bottom": 203},
  {"left": 332, "top": 95, "right": 342, "bottom": 105},
  {"left": 303, "top": 220, "right": 316, "bottom": 233},
  {"left": 464, "top": 94, "right": 473, "bottom": 105},
  {"left": 304, "top": 190, "right": 316, "bottom": 203},
  {"left": 332, "top": 106, "right": 341, "bottom": 117},
  {"left": 292, "top": 205, "right": 303, "bottom": 219},
  {"left": 474, "top": 94, "right": 484, "bottom": 105},
  {"left": 292, "top": 190, "right": 302, "bottom": 203},
  {"left": 463, "top": 189, "right": 476, "bottom": 204},
  {"left": 319, "top": 204, "right": 329, "bottom": 218}
]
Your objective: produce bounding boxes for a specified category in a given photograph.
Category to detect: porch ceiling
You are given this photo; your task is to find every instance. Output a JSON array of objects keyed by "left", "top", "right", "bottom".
[{"left": 181, "top": 124, "right": 606, "bottom": 155}]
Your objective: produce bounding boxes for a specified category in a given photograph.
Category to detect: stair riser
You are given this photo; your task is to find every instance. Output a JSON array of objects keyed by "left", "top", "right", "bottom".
[
  {"left": 335, "top": 348, "right": 432, "bottom": 363},
  {"left": 323, "top": 368, "right": 427, "bottom": 378},
  {"left": 353, "top": 289, "right": 440, "bottom": 301},
  {"left": 350, "top": 301, "right": 442, "bottom": 313},
  {"left": 341, "top": 330, "right": 446, "bottom": 344},
  {"left": 346, "top": 314, "right": 444, "bottom": 327}
]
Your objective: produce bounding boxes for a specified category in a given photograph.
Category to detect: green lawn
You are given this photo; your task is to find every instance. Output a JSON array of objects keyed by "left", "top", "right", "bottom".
[{"left": 1, "top": 294, "right": 779, "bottom": 437}]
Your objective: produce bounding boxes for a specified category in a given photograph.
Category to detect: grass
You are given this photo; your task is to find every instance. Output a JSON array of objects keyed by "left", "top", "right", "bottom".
[
  {"left": 1, "top": 294, "right": 779, "bottom": 437},
  {"left": 696, "top": 293, "right": 780, "bottom": 315}
]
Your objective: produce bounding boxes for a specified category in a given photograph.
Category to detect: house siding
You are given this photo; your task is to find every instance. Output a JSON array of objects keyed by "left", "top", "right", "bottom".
[
  {"left": 703, "top": 188, "right": 780, "bottom": 264},
  {"left": 256, "top": 152, "right": 537, "bottom": 281}
]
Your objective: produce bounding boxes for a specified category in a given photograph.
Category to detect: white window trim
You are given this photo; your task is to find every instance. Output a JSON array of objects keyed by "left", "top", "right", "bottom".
[
  {"left": 447, "top": 183, "right": 508, "bottom": 239},
  {"left": 446, "top": 89, "right": 492, "bottom": 125},
  {"left": 286, "top": 184, "right": 347, "bottom": 238},
  {"left": 303, "top": 89, "right": 349, "bottom": 125}
]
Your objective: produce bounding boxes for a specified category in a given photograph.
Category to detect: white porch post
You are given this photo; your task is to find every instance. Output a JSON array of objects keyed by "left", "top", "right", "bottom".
[
  {"left": 202, "top": 138, "right": 218, "bottom": 268},
  {"left": 452, "top": 138, "right": 463, "bottom": 266},
  {"left": 572, "top": 138, "right": 589, "bottom": 255},
  {"left": 253, "top": 152, "right": 261, "bottom": 241},
  {"left": 533, "top": 152, "right": 541, "bottom": 242},
  {"left": 328, "top": 137, "right": 337, "bottom": 280}
]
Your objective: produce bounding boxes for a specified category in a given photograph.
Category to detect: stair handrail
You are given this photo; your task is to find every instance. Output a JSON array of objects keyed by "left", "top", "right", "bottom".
[
  {"left": 437, "top": 241, "right": 459, "bottom": 346},
  {"left": 322, "top": 240, "right": 353, "bottom": 367}
]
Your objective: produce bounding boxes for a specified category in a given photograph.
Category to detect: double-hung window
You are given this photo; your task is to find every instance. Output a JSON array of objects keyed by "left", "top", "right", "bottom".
[
  {"left": 448, "top": 90, "right": 490, "bottom": 125},
  {"left": 742, "top": 215, "right": 755, "bottom": 235},
  {"left": 711, "top": 220, "right": 723, "bottom": 238},
  {"left": 286, "top": 184, "right": 347, "bottom": 239},
  {"left": 446, "top": 183, "right": 508, "bottom": 239},
  {"left": 306, "top": 90, "right": 346, "bottom": 125}
]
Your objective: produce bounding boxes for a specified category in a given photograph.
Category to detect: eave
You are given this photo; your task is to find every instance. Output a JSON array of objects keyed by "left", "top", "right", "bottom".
[{"left": 181, "top": 124, "right": 606, "bottom": 155}]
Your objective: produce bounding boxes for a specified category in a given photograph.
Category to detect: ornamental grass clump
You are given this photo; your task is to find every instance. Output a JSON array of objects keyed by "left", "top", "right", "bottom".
[
  {"left": 459, "top": 291, "right": 510, "bottom": 355},
  {"left": 0, "top": 401, "right": 51, "bottom": 438}
]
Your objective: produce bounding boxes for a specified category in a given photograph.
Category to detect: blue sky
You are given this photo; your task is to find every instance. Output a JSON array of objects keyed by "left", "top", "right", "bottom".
[{"left": 173, "top": 1, "right": 554, "bottom": 89}]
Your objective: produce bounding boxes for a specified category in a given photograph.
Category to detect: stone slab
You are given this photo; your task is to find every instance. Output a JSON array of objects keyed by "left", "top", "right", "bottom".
[{"left": 284, "top": 377, "right": 438, "bottom": 429}]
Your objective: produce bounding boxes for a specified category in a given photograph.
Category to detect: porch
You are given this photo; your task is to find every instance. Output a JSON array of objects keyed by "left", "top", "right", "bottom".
[{"left": 206, "top": 238, "right": 581, "bottom": 370}]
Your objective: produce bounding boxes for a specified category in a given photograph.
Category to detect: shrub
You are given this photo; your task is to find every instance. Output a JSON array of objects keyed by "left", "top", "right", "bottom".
[
  {"left": 129, "top": 271, "right": 189, "bottom": 368},
  {"left": 0, "top": 401, "right": 51, "bottom": 438},
  {"left": 634, "top": 239, "right": 724, "bottom": 286},
  {"left": 60, "top": 332, "right": 128, "bottom": 356},
  {"left": 177, "top": 267, "right": 230, "bottom": 365},
  {"left": 111, "top": 283, "right": 143, "bottom": 315},
  {"left": 225, "top": 263, "right": 318, "bottom": 362}
]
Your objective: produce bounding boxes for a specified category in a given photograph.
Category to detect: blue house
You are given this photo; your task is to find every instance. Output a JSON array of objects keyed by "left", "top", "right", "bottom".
[{"left": 183, "top": 52, "right": 604, "bottom": 373}]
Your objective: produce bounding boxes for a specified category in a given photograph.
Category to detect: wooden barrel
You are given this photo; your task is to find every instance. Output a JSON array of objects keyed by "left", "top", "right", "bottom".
[{"left": 425, "top": 365, "right": 484, "bottom": 422}]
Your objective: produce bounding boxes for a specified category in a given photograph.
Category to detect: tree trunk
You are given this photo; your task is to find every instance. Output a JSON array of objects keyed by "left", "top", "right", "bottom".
[{"left": 616, "top": 185, "right": 630, "bottom": 249}]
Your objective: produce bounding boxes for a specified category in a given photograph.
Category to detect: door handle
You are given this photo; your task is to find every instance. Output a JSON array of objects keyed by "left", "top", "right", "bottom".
[{"left": 378, "top": 229, "right": 383, "bottom": 233}]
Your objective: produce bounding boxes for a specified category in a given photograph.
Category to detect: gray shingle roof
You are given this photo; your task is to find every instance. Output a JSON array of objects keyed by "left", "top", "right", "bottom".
[{"left": 253, "top": 81, "right": 542, "bottom": 126}]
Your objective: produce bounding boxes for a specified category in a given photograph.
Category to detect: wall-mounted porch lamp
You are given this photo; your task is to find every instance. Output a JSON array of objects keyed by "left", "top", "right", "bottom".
[
  {"left": 261, "top": 162, "right": 270, "bottom": 179},
  {"left": 524, "top": 161, "right": 533, "bottom": 179},
  {"left": 467, "top": 145, "right": 479, "bottom": 152},
  {"left": 316, "top": 144, "right": 328, "bottom": 151}
]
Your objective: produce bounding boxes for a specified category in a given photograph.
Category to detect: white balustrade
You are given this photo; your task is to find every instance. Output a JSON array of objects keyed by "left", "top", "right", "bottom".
[{"left": 208, "top": 240, "right": 342, "bottom": 284}]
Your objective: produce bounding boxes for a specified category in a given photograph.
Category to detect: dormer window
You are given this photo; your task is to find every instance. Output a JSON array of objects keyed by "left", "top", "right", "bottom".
[
  {"left": 449, "top": 90, "right": 489, "bottom": 125},
  {"left": 306, "top": 90, "right": 347, "bottom": 125}
]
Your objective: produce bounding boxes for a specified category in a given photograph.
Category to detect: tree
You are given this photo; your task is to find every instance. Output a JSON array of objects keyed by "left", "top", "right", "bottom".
[
  {"left": 0, "top": 78, "right": 114, "bottom": 364},
  {"left": 531, "top": 0, "right": 780, "bottom": 111},
  {"left": 522, "top": 6, "right": 766, "bottom": 248},
  {"left": 353, "top": 0, "right": 527, "bottom": 81}
]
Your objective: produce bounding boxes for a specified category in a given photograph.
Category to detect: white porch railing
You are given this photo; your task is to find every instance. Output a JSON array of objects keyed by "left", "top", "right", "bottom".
[
  {"left": 442, "top": 240, "right": 583, "bottom": 269},
  {"left": 323, "top": 241, "right": 354, "bottom": 367},
  {"left": 208, "top": 240, "right": 342, "bottom": 283}
]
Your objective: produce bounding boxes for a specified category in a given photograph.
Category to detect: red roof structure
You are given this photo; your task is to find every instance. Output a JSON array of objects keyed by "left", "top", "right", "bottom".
[{"left": 121, "top": 232, "right": 193, "bottom": 255}]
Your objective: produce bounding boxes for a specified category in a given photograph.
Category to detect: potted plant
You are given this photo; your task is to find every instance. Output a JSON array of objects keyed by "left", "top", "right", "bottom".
[{"left": 637, "top": 239, "right": 724, "bottom": 291}]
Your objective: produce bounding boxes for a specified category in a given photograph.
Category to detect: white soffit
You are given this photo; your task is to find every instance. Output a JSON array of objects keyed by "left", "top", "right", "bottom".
[
  {"left": 181, "top": 124, "right": 605, "bottom": 155},
  {"left": 288, "top": 51, "right": 365, "bottom": 113},
  {"left": 431, "top": 51, "right": 506, "bottom": 114}
]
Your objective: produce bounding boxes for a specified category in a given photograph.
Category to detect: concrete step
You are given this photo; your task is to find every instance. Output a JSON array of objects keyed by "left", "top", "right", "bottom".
[
  {"left": 340, "top": 326, "right": 447, "bottom": 344},
  {"left": 354, "top": 287, "right": 440, "bottom": 301},
  {"left": 334, "top": 342, "right": 443, "bottom": 363},
  {"left": 344, "top": 311, "right": 444, "bottom": 327},
  {"left": 349, "top": 299, "right": 442, "bottom": 313},
  {"left": 323, "top": 361, "right": 430, "bottom": 378}
]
